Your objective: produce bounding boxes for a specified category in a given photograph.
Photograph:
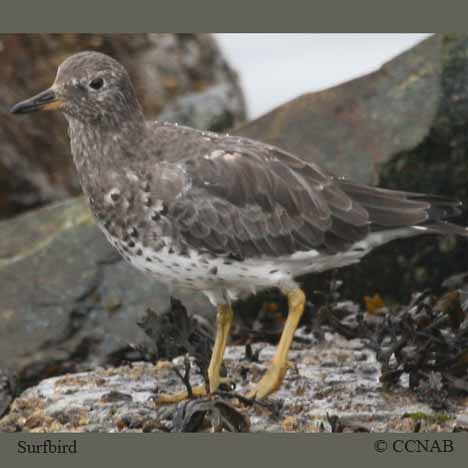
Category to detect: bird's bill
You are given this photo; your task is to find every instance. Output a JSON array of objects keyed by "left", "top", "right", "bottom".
[{"left": 10, "top": 88, "right": 63, "bottom": 114}]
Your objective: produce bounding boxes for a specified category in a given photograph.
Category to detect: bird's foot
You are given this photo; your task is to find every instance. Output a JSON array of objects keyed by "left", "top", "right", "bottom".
[
  {"left": 154, "top": 385, "right": 208, "bottom": 405},
  {"left": 154, "top": 377, "right": 234, "bottom": 405},
  {"left": 246, "top": 361, "right": 291, "bottom": 400}
]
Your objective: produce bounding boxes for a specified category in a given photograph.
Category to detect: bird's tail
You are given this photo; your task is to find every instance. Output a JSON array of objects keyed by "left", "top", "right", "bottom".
[{"left": 337, "top": 179, "right": 468, "bottom": 242}]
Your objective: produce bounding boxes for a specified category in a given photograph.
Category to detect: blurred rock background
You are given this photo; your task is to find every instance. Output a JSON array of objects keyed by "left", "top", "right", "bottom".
[
  {"left": 2, "top": 33, "right": 468, "bottom": 430},
  {"left": 216, "top": 33, "right": 428, "bottom": 118}
]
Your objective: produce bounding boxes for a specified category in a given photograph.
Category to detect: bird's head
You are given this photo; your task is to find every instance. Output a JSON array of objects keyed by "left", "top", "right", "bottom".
[{"left": 10, "top": 51, "right": 142, "bottom": 125}]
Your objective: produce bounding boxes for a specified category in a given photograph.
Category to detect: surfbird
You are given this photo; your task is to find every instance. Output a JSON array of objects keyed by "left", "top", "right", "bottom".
[{"left": 10, "top": 51, "right": 468, "bottom": 401}]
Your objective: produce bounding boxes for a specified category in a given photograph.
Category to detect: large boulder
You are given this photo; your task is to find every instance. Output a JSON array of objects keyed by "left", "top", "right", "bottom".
[
  {"left": 0, "top": 33, "right": 246, "bottom": 219},
  {"left": 236, "top": 34, "right": 442, "bottom": 186}
]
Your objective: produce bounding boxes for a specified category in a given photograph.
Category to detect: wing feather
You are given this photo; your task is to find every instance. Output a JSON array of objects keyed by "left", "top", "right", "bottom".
[{"left": 159, "top": 137, "right": 370, "bottom": 257}]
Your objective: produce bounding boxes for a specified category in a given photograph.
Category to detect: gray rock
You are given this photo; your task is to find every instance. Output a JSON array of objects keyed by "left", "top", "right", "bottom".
[
  {"left": 235, "top": 34, "right": 442, "bottom": 185},
  {"left": 1, "top": 335, "right": 464, "bottom": 432},
  {"left": 0, "top": 368, "right": 15, "bottom": 418},
  {"left": 0, "top": 33, "right": 246, "bottom": 220},
  {"left": 455, "top": 415, "right": 468, "bottom": 431},
  {"left": 159, "top": 83, "right": 246, "bottom": 132}
]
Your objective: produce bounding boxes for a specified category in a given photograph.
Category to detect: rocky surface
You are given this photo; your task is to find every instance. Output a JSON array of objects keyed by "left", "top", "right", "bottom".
[
  {"left": 1, "top": 333, "right": 467, "bottom": 433},
  {"left": 0, "top": 33, "right": 245, "bottom": 219}
]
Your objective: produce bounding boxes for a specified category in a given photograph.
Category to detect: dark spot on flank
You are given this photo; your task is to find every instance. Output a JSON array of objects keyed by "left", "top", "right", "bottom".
[
  {"left": 151, "top": 212, "right": 160, "bottom": 221},
  {"left": 209, "top": 266, "right": 218, "bottom": 275},
  {"left": 128, "top": 240, "right": 135, "bottom": 248},
  {"left": 136, "top": 249, "right": 143, "bottom": 256},
  {"left": 168, "top": 247, "right": 174, "bottom": 254},
  {"left": 130, "top": 227, "right": 138, "bottom": 238},
  {"left": 269, "top": 269, "right": 279, "bottom": 274},
  {"left": 223, "top": 260, "right": 233, "bottom": 265},
  {"left": 146, "top": 257, "right": 152, "bottom": 262},
  {"left": 111, "top": 192, "right": 120, "bottom": 202}
]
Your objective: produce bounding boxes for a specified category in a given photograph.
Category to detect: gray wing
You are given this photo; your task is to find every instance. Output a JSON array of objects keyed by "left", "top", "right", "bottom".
[
  {"left": 155, "top": 136, "right": 370, "bottom": 258},
  {"left": 147, "top": 130, "right": 462, "bottom": 259}
]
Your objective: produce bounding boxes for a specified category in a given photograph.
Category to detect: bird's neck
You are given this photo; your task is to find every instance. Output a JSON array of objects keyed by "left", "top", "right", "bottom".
[{"left": 67, "top": 113, "right": 146, "bottom": 195}]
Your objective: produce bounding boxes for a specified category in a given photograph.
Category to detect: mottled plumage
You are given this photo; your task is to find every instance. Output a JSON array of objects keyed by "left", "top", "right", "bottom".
[{"left": 11, "top": 51, "right": 468, "bottom": 306}]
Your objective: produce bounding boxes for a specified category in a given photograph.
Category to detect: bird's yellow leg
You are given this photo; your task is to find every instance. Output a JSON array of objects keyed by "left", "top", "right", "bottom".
[
  {"left": 155, "top": 304, "right": 233, "bottom": 405},
  {"left": 247, "top": 288, "right": 306, "bottom": 399},
  {"left": 208, "top": 304, "right": 234, "bottom": 393}
]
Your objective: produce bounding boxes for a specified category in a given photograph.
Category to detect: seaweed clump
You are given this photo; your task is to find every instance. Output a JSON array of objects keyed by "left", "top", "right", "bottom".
[{"left": 313, "top": 287, "right": 468, "bottom": 410}]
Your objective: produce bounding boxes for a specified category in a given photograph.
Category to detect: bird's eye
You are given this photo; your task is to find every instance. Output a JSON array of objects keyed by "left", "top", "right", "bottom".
[{"left": 89, "top": 78, "right": 104, "bottom": 90}]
